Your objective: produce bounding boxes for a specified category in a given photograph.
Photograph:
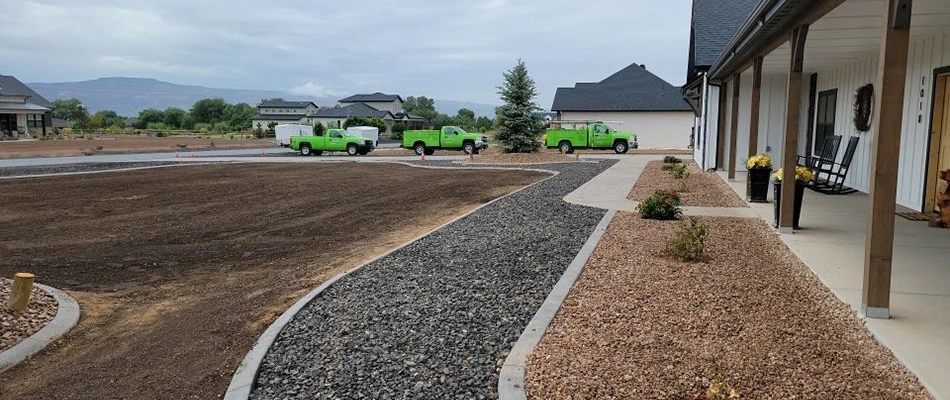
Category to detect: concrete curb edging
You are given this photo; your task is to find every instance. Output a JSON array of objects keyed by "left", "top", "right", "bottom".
[
  {"left": 223, "top": 168, "right": 560, "bottom": 400},
  {"left": 0, "top": 283, "right": 80, "bottom": 374},
  {"left": 498, "top": 209, "right": 618, "bottom": 400}
]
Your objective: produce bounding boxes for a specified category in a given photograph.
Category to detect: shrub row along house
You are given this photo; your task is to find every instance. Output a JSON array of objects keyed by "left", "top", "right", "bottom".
[
  {"left": 0, "top": 75, "right": 53, "bottom": 138},
  {"left": 251, "top": 93, "right": 426, "bottom": 132},
  {"left": 684, "top": 0, "right": 950, "bottom": 396},
  {"left": 551, "top": 63, "right": 694, "bottom": 149}
]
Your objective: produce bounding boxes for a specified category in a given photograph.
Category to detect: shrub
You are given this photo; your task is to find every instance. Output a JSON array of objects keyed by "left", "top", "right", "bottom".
[
  {"left": 637, "top": 190, "right": 681, "bottom": 220},
  {"left": 669, "top": 163, "right": 689, "bottom": 179},
  {"left": 313, "top": 122, "right": 326, "bottom": 137},
  {"left": 390, "top": 122, "right": 407, "bottom": 140},
  {"left": 663, "top": 155, "right": 683, "bottom": 164},
  {"left": 667, "top": 217, "right": 709, "bottom": 262}
]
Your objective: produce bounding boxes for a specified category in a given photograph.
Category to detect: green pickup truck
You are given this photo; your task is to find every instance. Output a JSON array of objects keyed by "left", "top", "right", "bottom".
[
  {"left": 403, "top": 126, "right": 488, "bottom": 155},
  {"left": 545, "top": 122, "right": 637, "bottom": 154},
  {"left": 290, "top": 128, "right": 374, "bottom": 156}
]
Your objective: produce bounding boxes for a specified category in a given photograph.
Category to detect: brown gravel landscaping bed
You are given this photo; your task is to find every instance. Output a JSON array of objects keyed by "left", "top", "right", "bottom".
[
  {"left": 526, "top": 213, "right": 932, "bottom": 399},
  {"left": 629, "top": 160, "right": 747, "bottom": 207},
  {"left": 0, "top": 278, "right": 57, "bottom": 353}
]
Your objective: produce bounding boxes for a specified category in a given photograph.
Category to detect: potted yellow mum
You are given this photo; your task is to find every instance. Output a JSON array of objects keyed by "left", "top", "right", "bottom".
[
  {"left": 771, "top": 165, "right": 814, "bottom": 229},
  {"left": 746, "top": 154, "right": 773, "bottom": 203}
]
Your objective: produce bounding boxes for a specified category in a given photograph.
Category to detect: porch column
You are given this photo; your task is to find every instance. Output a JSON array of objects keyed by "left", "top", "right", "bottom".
[
  {"left": 863, "top": 0, "right": 913, "bottom": 319},
  {"left": 716, "top": 83, "right": 728, "bottom": 170},
  {"left": 728, "top": 73, "right": 741, "bottom": 180},
  {"left": 779, "top": 25, "right": 809, "bottom": 233},
  {"left": 748, "top": 57, "right": 763, "bottom": 158}
]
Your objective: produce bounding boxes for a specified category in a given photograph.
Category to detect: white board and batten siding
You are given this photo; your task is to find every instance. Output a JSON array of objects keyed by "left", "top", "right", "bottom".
[
  {"left": 558, "top": 111, "right": 694, "bottom": 150},
  {"left": 808, "top": 31, "right": 950, "bottom": 210}
]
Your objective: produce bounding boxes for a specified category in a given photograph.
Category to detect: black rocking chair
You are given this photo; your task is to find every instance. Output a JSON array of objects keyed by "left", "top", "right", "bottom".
[
  {"left": 798, "top": 135, "right": 842, "bottom": 174},
  {"left": 810, "top": 136, "right": 860, "bottom": 195}
]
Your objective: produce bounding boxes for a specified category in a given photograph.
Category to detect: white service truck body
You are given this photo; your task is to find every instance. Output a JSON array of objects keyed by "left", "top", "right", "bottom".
[
  {"left": 275, "top": 124, "right": 313, "bottom": 146},
  {"left": 346, "top": 126, "right": 379, "bottom": 147}
]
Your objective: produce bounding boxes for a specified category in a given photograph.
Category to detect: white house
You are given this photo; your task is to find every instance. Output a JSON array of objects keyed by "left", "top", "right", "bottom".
[
  {"left": 0, "top": 75, "right": 52, "bottom": 138},
  {"left": 685, "top": 0, "right": 950, "bottom": 320},
  {"left": 304, "top": 102, "right": 395, "bottom": 131},
  {"left": 251, "top": 100, "right": 319, "bottom": 131},
  {"left": 551, "top": 63, "right": 694, "bottom": 149}
]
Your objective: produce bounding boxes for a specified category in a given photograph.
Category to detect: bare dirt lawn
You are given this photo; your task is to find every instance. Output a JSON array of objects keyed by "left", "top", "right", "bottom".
[
  {"left": 0, "top": 163, "right": 547, "bottom": 399},
  {"left": 526, "top": 213, "right": 932, "bottom": 399},
  {"left": 0, "top": 136, "right": 274, "bottom": 159}
]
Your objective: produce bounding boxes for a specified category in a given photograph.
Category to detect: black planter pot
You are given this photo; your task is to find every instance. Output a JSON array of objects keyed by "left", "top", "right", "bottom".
[
  {"left": 773, "top": 182, "right": 805, "bottom": 229},
  {"left": 747, "top": 168, "right": 772, "bottom": 203}
]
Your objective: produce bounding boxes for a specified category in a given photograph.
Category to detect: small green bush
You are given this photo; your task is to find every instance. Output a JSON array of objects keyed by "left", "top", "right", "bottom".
[
  {"left": 637, "top": 190, "right": 681, "bottom": 220},
  {"left": 669, "top": 163, "right": 689, "bottom": 179},
  {"left": 667, "top": 217, "right": 709, "bottom": 262},
  {"left": 390, "top": 122, "right": 407, "bottom": 140},
  {"left": 663, "top": 156, "right": 683, "bottom": 164}
]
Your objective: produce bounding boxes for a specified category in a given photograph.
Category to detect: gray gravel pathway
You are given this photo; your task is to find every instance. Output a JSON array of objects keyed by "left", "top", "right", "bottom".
[{"left": 250, "top": 161, "right": 615, "bottom": 400}]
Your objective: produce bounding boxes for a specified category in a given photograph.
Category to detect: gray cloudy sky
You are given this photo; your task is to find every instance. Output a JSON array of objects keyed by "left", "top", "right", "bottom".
[{"left": 1, "top": 0, "right": 692, "bottom": 107}]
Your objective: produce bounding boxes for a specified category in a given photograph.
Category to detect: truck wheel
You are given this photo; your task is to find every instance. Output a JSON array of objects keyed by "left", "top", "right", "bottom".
[
  {"left": 300, "top": 145, "right": 312, "bottom": 156},
  {"left": 559, "top": 141, "right": 574, "bottom": 154},
  {"left": 424, "top": 148, "right": 435, "bottom": 156},
  {"left": 614, "top": 141, "right": 629, "bottom": 154},
  {"left": 462, "top": 142, "right": 475, "bottom": 154},
  {"left": 414, "top": 143, "right": 427, "bottom": 156},
  {"left": 346, "top": 144, "right": 359, "bottom": 156}
]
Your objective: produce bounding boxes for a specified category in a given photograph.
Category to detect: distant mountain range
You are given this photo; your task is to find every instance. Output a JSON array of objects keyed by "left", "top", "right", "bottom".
[{"left": 28, "top": 77, "right": 498, "bottom": 118}]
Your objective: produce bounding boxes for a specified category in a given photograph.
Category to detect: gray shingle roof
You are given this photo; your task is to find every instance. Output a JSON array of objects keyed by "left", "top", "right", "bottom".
[
  {"left": 689, "top": 0, "right": 759, "bottom": 70},
  {"left": 551, "top": 63, "right": 691, "bottom": 112},
  {"left": 252, "top": 114, "right": 306, "bottom": 121},
  {"left": 257, "top": 100, "right": 317, "bottom": 108},
  {"left": 0, "top": 75, "right": 53, "bottom": 108},
  {"left": 338, "top": 92, "right": 403, "bottom": 103},
  {"left": 306, "top": 102, "right": 394, "bottom": 119}
]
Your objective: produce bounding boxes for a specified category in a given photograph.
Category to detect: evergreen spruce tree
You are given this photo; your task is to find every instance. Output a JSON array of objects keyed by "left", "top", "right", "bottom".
[{"left": 494, "top": 59, "right": 544, "bottom": 153}]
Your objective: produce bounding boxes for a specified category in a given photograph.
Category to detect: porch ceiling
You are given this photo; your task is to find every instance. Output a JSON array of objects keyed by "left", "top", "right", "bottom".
[{"left": 759, "top": 0, "right": 950, "bottom": 75}]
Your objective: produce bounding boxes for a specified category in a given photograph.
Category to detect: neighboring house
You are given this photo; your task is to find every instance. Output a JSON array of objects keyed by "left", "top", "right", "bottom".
[
  {"left": 392, "top": 111, "right": 427, "bottom": 129},
  {"left": 251, "top": 100, "right": 319, "bottom": 131},
  {"left": 684, "top": 0, "right": 950, "bottom": 325},
  {"left": 0, "top": 75, "right": 53, "bottom": 137},
  {"left": 551, "top": 63, "right": 693, "bottom": 149},
  {"left": 338, "top": 93, "right": 404, "bottom": 114},
  {"left": 304, "top": 102, "right": 395, "bottom": 131}
]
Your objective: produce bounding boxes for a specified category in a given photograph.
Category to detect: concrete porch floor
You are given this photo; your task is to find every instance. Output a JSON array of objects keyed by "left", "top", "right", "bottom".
[{"left": 721, "top": 171, "right": 950, "bottom": 400}]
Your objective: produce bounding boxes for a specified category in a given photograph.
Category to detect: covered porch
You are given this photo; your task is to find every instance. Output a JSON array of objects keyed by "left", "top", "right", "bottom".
[{"left": 721, "top": 171, "right": 950, "bottom": 398}]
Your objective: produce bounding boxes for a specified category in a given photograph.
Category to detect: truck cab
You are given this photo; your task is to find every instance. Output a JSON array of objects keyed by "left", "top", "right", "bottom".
[
  {"left": 402, "top": 126, "right": 488, "bottom": 155},
  {"left": 290, "top": 128, "right": 374, "bottom": 156},
  {"left": 545, "top": 122, "right": 637, "bottom": 154}
]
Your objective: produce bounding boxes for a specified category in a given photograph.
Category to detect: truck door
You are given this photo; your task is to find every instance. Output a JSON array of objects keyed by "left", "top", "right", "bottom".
[
  {"left": 591, "top": 124, "right": 611, "bottom": 148},
  {"left": 442, "top": 127, "right": 461, "bottom": 148},
  {"left": 328, "top": 130, "right": 345, "bottom": 151}
]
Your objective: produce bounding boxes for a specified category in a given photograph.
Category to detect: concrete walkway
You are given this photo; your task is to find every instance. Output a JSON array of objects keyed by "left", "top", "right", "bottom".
[{"left": 566, "top": 155, "right": 759, "bottom": 218}]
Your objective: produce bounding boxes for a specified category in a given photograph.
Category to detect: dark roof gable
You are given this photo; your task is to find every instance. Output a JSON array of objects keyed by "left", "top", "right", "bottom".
[
  {"left": 0, "top": 75, "right": 53, "bottom": 108},
  {"left": 551, "top": 63, "right": 691, "bottom": 112},
  {"left": 688, "top": 0, "right": 759, "bottom": 77},
  {"left": 339, "top": 92, "right": 403, "bottom": 103},
  {"left": 307, "top": 102, "right": 394, "bottom": 119},
  {"left": 257, "top": 100, "right": 317, "bottom": 109}
]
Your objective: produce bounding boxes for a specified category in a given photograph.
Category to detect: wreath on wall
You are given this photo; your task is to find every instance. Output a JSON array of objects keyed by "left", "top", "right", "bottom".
[{"left": 853, "top": 83, "right": 874, "bottom": 132}]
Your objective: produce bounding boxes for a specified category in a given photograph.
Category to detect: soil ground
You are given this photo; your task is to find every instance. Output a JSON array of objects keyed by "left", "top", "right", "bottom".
[
  {"left": 0, "top": 163, "right": 546, "bottom": 399},
  {"left": 0, "top": 136, "right": 274, "bottom": 159},
  {"left": 629, "top": 160, "right": 748, "bottom": 207}
]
